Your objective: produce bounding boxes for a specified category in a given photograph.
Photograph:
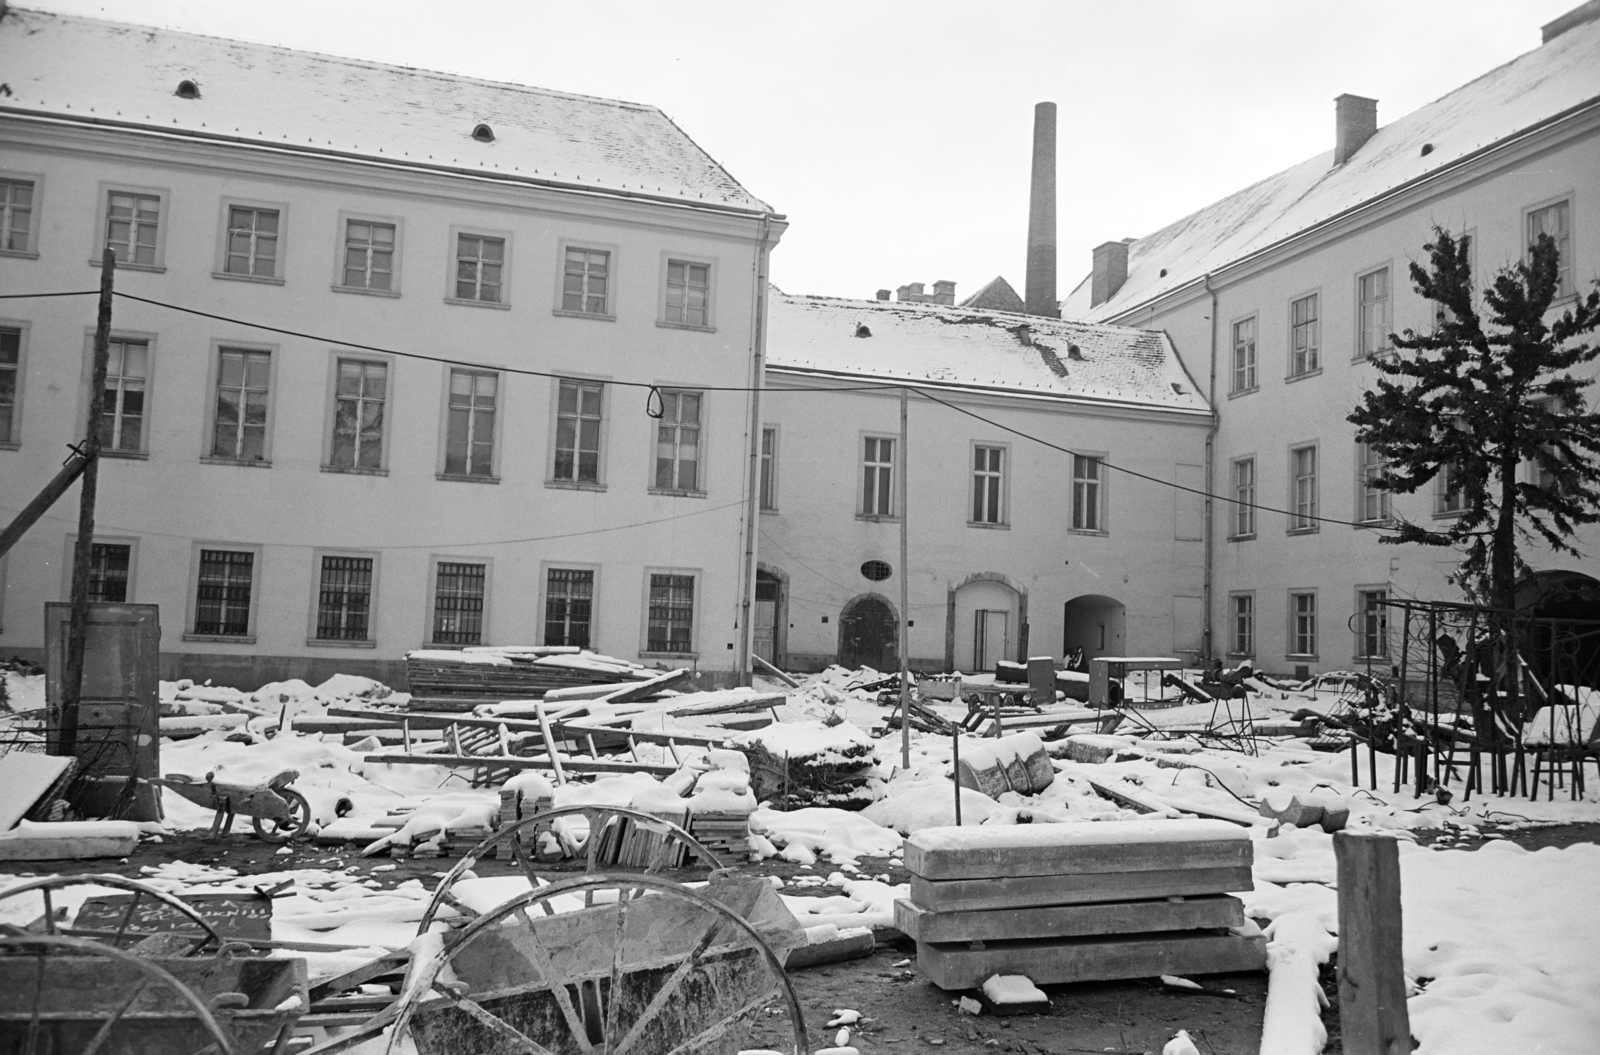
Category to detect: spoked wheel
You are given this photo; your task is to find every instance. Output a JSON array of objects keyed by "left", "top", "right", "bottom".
[
  {"left": 252, "top": 788, "right": 311, "bottom": 843},
  {"left": 0, "top": 875, "right": 225, "bottom": 955},
  {"left": 417, "top": 805, "right": 726, "bottom": 932},
  {"left": 0, "top": 934, "right": 235, "bottom": 1055},
  {"left": 393, "top": 872, "right": 808, "bottom": 1055}
]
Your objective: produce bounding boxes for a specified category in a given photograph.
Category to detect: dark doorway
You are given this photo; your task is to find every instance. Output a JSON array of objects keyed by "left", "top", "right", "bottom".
[
  {"left": 754, "top": 569, "right": 782, "bottom": 667},
  {"left": 839, "top": 594, "right": 898, "bottom": 672}
]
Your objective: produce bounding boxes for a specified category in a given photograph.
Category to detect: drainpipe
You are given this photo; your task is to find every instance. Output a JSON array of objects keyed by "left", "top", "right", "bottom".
[
  {"left": 735, "top": 215, "right": 774, "bottom": 687},
  {"left": 1202, "top": 273, "right": 1219, "bottom": 666}
]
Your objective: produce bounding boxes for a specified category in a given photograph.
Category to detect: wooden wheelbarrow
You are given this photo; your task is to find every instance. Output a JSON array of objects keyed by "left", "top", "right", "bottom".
[{"left": 153, "top": 770, "right": 311, "bottom": 842}]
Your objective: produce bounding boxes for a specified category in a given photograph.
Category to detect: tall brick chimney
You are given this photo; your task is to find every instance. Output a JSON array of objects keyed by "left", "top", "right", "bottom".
[
  {"left": 1334, "top": 94, "right": 1378, "bottom": 166},
  {"left": 1025, "top": 101, "right": 1059, "bottom": 318}
]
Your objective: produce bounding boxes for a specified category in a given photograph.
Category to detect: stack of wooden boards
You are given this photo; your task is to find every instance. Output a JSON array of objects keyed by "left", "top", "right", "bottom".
[
  {"left": 404, "top": 647, "right": 660, "bottom": 711},
  {"left": 893, "top": 819, "right": 1266, "bottom": 990},
  {"left": 687, "top": 810, "right": 752, "bottom": 860}
]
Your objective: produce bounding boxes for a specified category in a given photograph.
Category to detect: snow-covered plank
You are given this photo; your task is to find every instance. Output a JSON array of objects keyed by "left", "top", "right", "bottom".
[
  {"left": 909, "top": 866, "right": 1253, "bottom": 913},
  {"left": 905, "top": 818, "right": 1249, "bottom": 880},
  {"left": 0, "top": 754, "right": 73, "bottom": 830},
  {"left": 894, "top": 893, "right": 1245, "bottom": 944},
  {"left": 0, "top": 820, "right": 140, "bottom": 860},
  {"left": 914, "top": 929, "right": 1267, "bottom": 990}
]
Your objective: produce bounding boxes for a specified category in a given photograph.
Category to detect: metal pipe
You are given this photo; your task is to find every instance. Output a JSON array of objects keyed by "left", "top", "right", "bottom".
[
  {"left": 899, "top": 384, "right": 911, "bottom": 770},
  {"left": 735, "top": 214, "right": 775, "bottom": 687},
  {"left": 1201, "top": 273, "right": 1219, "bottom": 666}
]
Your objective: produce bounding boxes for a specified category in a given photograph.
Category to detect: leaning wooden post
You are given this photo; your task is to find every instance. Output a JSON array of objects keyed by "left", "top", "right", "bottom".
[
  {"left": 951, "top": 729, "right": 962, "bottom": 826},
  {"left": 1335, "top": 831, "right": 1412, "bottom": 1055}
]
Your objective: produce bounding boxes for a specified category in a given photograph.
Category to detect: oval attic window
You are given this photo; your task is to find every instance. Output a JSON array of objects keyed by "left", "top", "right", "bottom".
[
  {"left": 471, "top": 123, "right": 495, "bottom": 143},
  {"left": 860, "top": 560, "right": 892, "bottom": 582},
  {"left": 175, "top": 79, "right": 201, "bottom": 100}
]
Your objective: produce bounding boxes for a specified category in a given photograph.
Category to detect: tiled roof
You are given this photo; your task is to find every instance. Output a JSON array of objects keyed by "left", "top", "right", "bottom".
[
  {"left": 767, "top": 292, "right": 1210, "bottom": 415},
  {"left": 1061, "top": 14, "right": 1600, "bottom": 320},
  {"left": 0, "top": 8, "right": 772, "bottom": 214}
]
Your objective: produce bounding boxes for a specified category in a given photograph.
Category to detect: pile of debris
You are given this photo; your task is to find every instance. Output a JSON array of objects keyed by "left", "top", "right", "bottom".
[{"left": 735, "top": 718, "right": 886, "bottom": 810}]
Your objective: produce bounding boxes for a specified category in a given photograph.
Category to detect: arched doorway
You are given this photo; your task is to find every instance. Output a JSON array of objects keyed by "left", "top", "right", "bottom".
[
  {"left": 1516, "top": 570, "right": 1600, "bottom": 690},
  {"left": 948, "top": 573, "right": 1026, "bottom": 673},
  {"left": 839, "top": 594, "right": 898, "bottom": 672},
  {"left": 753, "top": 565, "right": 788, "bottom": 668},
  {"left": 1063, "top": 594, "right": 1125, "bottom": 669}
]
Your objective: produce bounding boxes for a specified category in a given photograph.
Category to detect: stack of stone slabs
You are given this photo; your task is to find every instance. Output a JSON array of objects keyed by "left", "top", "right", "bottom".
[{"left": 894, "top": 818, "right": 1266, "bottom": 989}]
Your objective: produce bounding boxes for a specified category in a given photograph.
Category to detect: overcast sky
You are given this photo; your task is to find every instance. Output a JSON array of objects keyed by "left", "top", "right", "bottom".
[{"left": 33, "top": 0, "right": 1581, "bottom": 303}]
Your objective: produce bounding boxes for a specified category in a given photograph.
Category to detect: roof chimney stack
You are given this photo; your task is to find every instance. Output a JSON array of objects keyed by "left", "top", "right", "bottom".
[
  {"left": 1025, "top": 101, "right": 1059, "bottom": 318},
  {"left": 1334, "top": 93, "right": 1378, "bottom": 165},
  {"left": 1090, "top": 240, "right": 1129, "bottom": 308},
  {"left": 1543, "top": 0, "right": 1600, "bottom": 42}
]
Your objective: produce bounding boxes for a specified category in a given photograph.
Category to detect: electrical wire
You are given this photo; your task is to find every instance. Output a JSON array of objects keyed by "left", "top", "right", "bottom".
[{"left": 0, "top": 290, "right": 101, "bottom": 299}]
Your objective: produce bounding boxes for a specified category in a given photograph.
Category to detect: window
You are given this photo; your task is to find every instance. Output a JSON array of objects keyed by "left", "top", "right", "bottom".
[
  {"left": 1527, "top": 199, "right": 1571, "bottom": 297},
  {"left": 99, "top": 338, "right": 148, "bottom": 454},
  {"left": 432, "top": 562, "right": 486, "bottom": 646},
  {"left": 1231, "top": 457, "right": 1256, "bottom": 537},
  {"left": 545, "top": 568, "right": 594, "bottom": 648},
  {"left": 330, "top": 359, "right": 387, "bottom": 470},
  {"left": 1071, "top": 454, "right": 1102, "bottom": 532},
  {"left": 1436, "top": 462, "right": 1466, "bottom": 516},
  {"left": 1290, "top": 591, "right": 1317, "bottom": 657},
  {"left": 654, "top": 390, "right": 702, "bottom": 492},
  {"left": 445, "top": 369, "right": 497, "bottom": 477},
  {"left": 1230, "top": 593, "right": 1254, "bottom": 656},
  {"left": 211, "top": 348, "right": 271, "bottom": 461},
  {"left": 1, "top": 179, "right": 34, "bottom": 254},
  {"left": 1231, "top": 317, "right": 1257, "bottom": 393},
  {"left": 1357, "top": 442, "right": 1389, "bottom": 524},
  {"left": 1357, "top": 589, "right": 1388, "bottom": 660},
  {"left": 224, "top": 206, "right": 279, "bottom": 278},
  {"left": 562, "top": 247, "right": 610, "bottom": 315},
  {"left": 972, "top": 445, "right": 1004, "bottom": 525},
  {"left": 553, "top": 379, "right": 603, "bottom": 484},
  {"left": 455, "top": 234, "right": 504, "bottom": 303},
  {"left": 647, "top": 573, "right": 694, "bottom": 654},
  {"left": 194, "top": 550, "right": 254, "bottom": 636},
  {"left": 1357, "top": 267, "right": 1391, "bottom": 357},
  {"left": 665, "top": 260, "right": 710, "bottom": 326},
  {"left": 1289, "top": 444, "right": 1318, "bottom": 531},
  {"left": 87, "top": 543, "right": 131, "bottom": 603},
  {"left": 1525, "top": 397, "right": 1570, "bottom": 491},
  {"left": 1290, "top": 293, "right": 1320, "bottom": 375},
  {"left": 316, "top": 555, "right": 373, "bottom": 641},
  {"left": 861, "top": 436, "right": 895, "bottom": 517},
  {"left": 342, "top": 220, "right": 395, "bottom": 291},
  {"left": 105, "top": 191, "right": 160, "bottom": 266},
  {"left": 759, "top": 427, "right": 777, "bottom": 511},
  {"left": 0, "top": 326, "right": 20, "bottom": 444}
]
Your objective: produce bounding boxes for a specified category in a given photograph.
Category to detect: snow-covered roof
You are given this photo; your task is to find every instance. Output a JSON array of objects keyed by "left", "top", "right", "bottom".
[
  {"left": 0, "top": 8, "right": 772, "bottom": 215},
  {"left": 1061, "top": 14, "right": 1600, "bottom": 321},
  {"left": 766, "top": 292, "right": 1210, "bottom": 416}
]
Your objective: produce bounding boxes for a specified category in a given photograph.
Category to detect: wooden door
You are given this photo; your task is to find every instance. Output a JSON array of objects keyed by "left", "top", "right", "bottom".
[
  {"left": 974, "top": 609, "right": 1010, "bottom": 671},
  {"left": 840, "top": 597, "right": 897, "bottom": 672}
]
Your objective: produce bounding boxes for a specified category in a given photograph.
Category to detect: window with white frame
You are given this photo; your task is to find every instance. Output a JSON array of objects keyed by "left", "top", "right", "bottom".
[
  {"left": 224, "top": 206, "right": 279, "bottom": 278},
  {"left": 432, "top": 562, "right": 486, "bottom": 645},
  {"left": 1231, "top": 457, "right": 1256, "bottom": 537},
  {"left": 1527, "top": 199, "right": 1571, "bottom": 297},
  {"left": 1290, "top": 293, "right": 1320, "bottom": 376},
  {"left": 342, "top": 220, "right": 395, "bottom": 290},
  {"left": 455, "top": 234, "right": 504, "bottom": 303},
  {"left": 553, "top": 379, "right": 603, "bottom": 484},
  {"left": 1358, "top": 442, "right": 1389, "bottom": 524},
  {"left": 545, "top": 568, "right": 594, "bottom": 648},
  {"left": 1, "top": 179, "right": 34, "bottom": 253},
  {"left": 562, "top": 247, "right": 610, "bottom": 315},
  {"left": 759, "top": 427, "right": 777, "bottom": 511},
  {"left": 211, "top": 348, "right": 270, "bottom": 461},
  {"left": 1289, "top": 444, "right": 1318, "bottom": 530},
  {"left": 1, "top": 327, "right": 22, "bottom": 444},
  {"left": 653, "top": 390, "right": 702, "bottom": 491},
  {"left": 87, "top": 542, "right": 131, "bottom": 603},
  {"left": 1289, "top": 591, "right": 1317, "bottom": 656},
  {"left": 972, "top": 445, "right": 1004, "bottom": 525},
  {"left": 105, "top": 191, "right": 160, "bottom": 266},
  {"left": 861, "top": 436, "right": 895, "bottom": 517},
  {"left": 98, "top": 338, "right": 148, "bottom": 454},
  {"left": 1231, "top": 317, "right": 1257, "bottom": 393},
  {"left": 330, "top": 359, "right": 387, "bottom": 470},
  {"left": 1357, "top": 267, "right": 1391, "bottom": 357},
  {"left": 1357, "top": 588, "right": 1388, "bottom": 660},
  {"left": 445, "top": 369, "right": 497, "bottom": 477},
  {"left": 1071, "top": 454, "right": 1102, "bottom": 532},
  {"left": 194, "top": 549, "right": 254, "bottom": 636},
  {"left": 315, "top": 555, "right": 373, "bottom": 641},
  {"left": 1436, "top": 461, "right": 1466, "bottom": 516},
  {"left": 1231, "top": 593, "right": 1254, "bottom": 656},
  {"left": 647, "top": 573, "right": 695, "bottom": 654},
  {"left": 665, "top": 260, "right": 710, "bottom": 326}
]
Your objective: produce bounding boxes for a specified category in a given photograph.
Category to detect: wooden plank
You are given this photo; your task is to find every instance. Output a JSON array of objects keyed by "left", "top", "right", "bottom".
[
  {"left": 904, "top": 828, "right": 1250, "bottom": 881},
  {"left": 909, "top": 866, "right": 1253, "bottom": 912},
  {"left": 598, "top": 667, "right": 692, "bottom": 704},
  {"left": 894, "top": 893, "right": 1245, "bottom": 943},
  {"left": 751, "top": 653, "right": 802, "bottom": 687},
  {"left": 0, "top": 754, "right": 73, "bottom": 830},
  {"left": 1085, "top": 776, "right": 1186, "bottom": 817},
  {"left": 914, "top": 929, "right": 1267, "bottom": 990},
  {"left": 784, "top": 929, "right": 876, "bottom": 970},
  {"left": 0, "top": 833, "right": 138, "bottom": 860},
  {"left": 362, "top": 752, "right": 678, "bottom": 776},
  {"left": 1336, "top": 831, "right": 1411, "bottom": 1055}
]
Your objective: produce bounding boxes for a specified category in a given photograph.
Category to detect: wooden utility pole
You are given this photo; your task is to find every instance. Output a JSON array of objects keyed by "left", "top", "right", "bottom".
[
  {"left": 58, "top": 249, "right": 115, "bottom": 757},
  {"left": 1335, "top": 831, "right": 1412, "bottom": 1055},
  {"left": 898, "top": 385, "right": 910, "bottom": 770}
]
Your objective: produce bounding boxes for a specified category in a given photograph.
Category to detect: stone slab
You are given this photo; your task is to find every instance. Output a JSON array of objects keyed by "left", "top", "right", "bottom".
[
  {"left": 909, "top": 866, "right": 1253, "bottom": 912},
  {"left": 915, "top": 929, "right": 1268, "bottom": 990},
  {"left": 895, "top": 893, "right": 1245, "bottom": 943}
]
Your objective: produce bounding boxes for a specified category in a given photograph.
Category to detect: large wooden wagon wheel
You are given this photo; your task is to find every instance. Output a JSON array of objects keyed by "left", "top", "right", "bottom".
[
  {"left": 0, "top": 875, "right": 225, "bottom": 955},
  {"left": 418, "top": 805, "right": 726, "bottom": 932},
  {"left": 0, "top": 934, "right": 235, "bottom": 1055},
  {"left": 392, "top": 873, "right": 808, "bottom": 1055}
]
